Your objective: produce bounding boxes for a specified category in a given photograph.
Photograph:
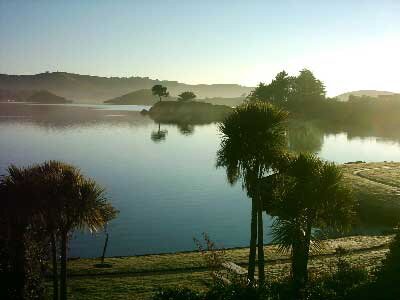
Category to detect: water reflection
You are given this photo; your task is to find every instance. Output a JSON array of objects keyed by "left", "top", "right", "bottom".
[
  {"left": 0, "top": 103, "right": 153, "bottom": 129},
  {"left": 177, "top": 123, "right": 195, "bottom": 136},
  {"left": 287, "top": 121, "right": 323, "bottom": 153},
  {"left": 151, "top": 124, "right": 168, "bottom": 142}
]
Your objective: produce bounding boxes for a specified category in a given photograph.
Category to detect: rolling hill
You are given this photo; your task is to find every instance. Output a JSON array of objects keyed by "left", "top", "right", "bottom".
[
  {"left": 104, "top": 89, "right": 165, "bottom": 105},
  {"left": 335, "top": 90, "right": 397, "bottom": 101},
  {"left": 0, "top": 72, "right": 253, "bottom": 104},
  {"left": 26, "top": 90, "right": 71, "bottom": 104}
]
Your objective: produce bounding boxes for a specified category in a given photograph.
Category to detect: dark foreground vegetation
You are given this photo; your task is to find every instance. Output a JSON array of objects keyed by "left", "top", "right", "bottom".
[{"left": 0, "top": 162, "right": 118, "bottom": 300}]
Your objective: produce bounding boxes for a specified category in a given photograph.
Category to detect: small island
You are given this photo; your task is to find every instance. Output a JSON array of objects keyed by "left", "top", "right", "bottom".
[
  {"left": 26, "top": 90, "right": 72, "bottom": 104},
  {"left": 146, "top": 100, "right": 232, "bottom": 124}
]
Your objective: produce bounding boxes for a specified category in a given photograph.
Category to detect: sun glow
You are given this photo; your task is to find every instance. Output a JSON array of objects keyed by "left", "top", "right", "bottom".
[{"left": 242, "top": 36, "right": 400, "bottom": 96}]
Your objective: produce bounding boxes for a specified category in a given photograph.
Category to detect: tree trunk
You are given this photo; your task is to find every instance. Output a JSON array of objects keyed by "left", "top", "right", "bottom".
[
  {"left": 247, "top": 201, "right": 257, "bottom": 284},
  {"left": 291, "top": 236, "right": 304, "bottom": 299},
  {"left": 14, "top": 230, "right": 26, "bottom": 300},
  {"left": 60, "top": 231, "right": 68, "bottom": 300},
  {"left": 302, "top": 223, "right": 313, "bottom": 285},
  {"left": 257, "top": 200, "right": 265, "bottom": 283},
  {"left": 292, "top": 223, "right": 312, "bottom": 300},
  {"left": 159, "top": 96, "right": 162, "bottom": 102},
  {"left": 51, "top": 233, "right": 59, "bottom": 300},
  {"left": 101, "top": 232, "right": 109, "bottom": 265}
]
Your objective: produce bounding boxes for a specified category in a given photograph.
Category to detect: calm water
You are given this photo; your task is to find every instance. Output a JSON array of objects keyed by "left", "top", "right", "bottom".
[{"left": 1, "top": 103, "right": 400, "bottom": 258}]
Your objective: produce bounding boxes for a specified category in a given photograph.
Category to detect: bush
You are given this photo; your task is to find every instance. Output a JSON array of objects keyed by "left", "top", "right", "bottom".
[
  {"left": 153, "top": 287, "right": 204, "bottom": 300},
  {"left": 307, "top": 249, "right": 369, "bottom": 300},
  {"left": 359, "top": 229, "right": 400, "bottom": 300},
  {"left": 206, "top": 281, "right": 271, "bottom": 300},
  {"left": 153, "top": 282, "right": 272, "bottom": 300},
  {"left": 307, "top": 264, "right": 368, "bottom": 300}
]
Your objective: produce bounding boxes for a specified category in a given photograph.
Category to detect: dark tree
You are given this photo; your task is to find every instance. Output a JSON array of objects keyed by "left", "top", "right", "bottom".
[
  {"left": 247, "top": 69, "right": 326, "bottom": 118},
  {"left": 247, "top": 70, "right": 293, "bottom": 106},
  {"left": 0, "top": 165, "right": 43, "bottom": 300},
  {"left": 267, "top": 154, "right": 355, "bottom": 298},
  {"left": 0, "top": 161, "right": 118, "bottom": 300},
  {"left": 178, "top": 91, "right": 196, "bottom": 102},
  {"left": 290, "top": 69, "right": 326, "bottom": 104},
  {"left": 217, "top": 101, "right": 288, "bottom": 284},
  {"left": 152, "top": 85, "right": 169, "bottom": 102}
]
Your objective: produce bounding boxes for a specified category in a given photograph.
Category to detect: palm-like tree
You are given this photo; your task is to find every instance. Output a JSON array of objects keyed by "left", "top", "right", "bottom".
[
  {"left": 1, "top": 162, "right": 118, "bottom": 300},
  {"left": 39, "top": 162, "right": 117, "bottom": 300},
  {"left": 217, "top": 101, "right": 288, "bottom": 283},
  {"left": 0, "top": 165, "right": 42, "bottom": 299},
  {"left": 269, "top": 153, "right": 355, "bottom": 298}
]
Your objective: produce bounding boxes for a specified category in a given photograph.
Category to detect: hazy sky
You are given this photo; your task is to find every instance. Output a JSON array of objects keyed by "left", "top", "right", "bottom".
[{"left": 1, "top": 0, "right": 399, "bottom": 96}]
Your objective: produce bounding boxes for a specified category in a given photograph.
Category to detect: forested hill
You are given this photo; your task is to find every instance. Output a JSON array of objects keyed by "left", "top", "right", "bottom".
[{"left": 0, "top": 72, "right": 253, "bottom": 104}]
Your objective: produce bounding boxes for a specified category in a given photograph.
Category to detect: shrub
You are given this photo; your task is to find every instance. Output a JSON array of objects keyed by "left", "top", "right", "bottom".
[
  {"left": 206, "top": 281, "right": 271, "bottom": 300},
  {"left": 153, "top": 283, "right": 272, "bottom": 300},
  {"left": 361, "top": 229, "right": 400, "bottom": 299},
  {"left": 153, "top": 287, "right": 204, "bottom": 300},
  {"left": 306, "top": 248, "right": 369, "bottom": 300}
]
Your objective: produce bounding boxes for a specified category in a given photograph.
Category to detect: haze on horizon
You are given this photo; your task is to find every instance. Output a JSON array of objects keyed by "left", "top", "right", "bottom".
[{"left": 1, "top": 0, "right": 399, "bottom": 96}]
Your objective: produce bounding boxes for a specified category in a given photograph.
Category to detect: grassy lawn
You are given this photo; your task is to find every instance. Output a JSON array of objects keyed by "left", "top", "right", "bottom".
[
  {"left": 59, "top": 235, "right": 392, "bottom": 300},
  {"left": 341, "top": 162, "right": 400, "bottom": 225},
  {"left": 357, "top": 168, "right": 400, "bottom": 189},
  {"left": 64, "top": 272, "right": 210, "bottom": 300}
]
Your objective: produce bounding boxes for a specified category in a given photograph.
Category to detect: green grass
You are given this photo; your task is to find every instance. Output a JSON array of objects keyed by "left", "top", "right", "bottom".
[
  {"left": 357, "top": 168, "right": 400, "bottom": 189},
  {"left": 341, "top": 162, "right": 400, "bottom": 225},
  {"left": 56, "top": 235, "right": 392, "bottom": 300},
  {"left": 64, "top": 272, "right": 210, "bottom": 300}
]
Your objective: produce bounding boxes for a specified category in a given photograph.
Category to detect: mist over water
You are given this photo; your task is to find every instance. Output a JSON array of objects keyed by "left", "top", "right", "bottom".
[{"left": 1, "top": 103, "right": 400, "bottom": 257}]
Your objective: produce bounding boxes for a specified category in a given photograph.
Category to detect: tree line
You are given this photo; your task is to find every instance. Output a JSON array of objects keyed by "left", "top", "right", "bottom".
[{"left": 247, "top": 69, "right": 400, "bottom": 130}]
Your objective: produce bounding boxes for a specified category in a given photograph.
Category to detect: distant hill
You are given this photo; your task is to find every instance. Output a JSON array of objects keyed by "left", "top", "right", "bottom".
[
  {"left": 198, "top": 96, "right": 245, "bottom": 107},
  {"left": 26, "top": 90, "right": 71, "bottom": 104},
  {"left": 0, "top": 89, "right": 35, "bottom": 102},
  {"left": 0, "top": 72, "right": 253, "bottom": 104},
  {"left": 335, "top": 90, "right": 396, "bottom": 101},
  {"left": 105, "top": 89, "right": 245, "bottom": 107}
]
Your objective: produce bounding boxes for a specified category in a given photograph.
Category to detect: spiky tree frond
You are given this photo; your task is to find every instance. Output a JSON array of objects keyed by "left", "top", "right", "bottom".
[
  {"left": 271, "top": 217, "right": 299, "bottom": 253},
  {"left": 217, "top": 101, "right": 288, "bottom": 191},
  {"left": 271, "top": 217, "right": 326, "bottom": 257}
]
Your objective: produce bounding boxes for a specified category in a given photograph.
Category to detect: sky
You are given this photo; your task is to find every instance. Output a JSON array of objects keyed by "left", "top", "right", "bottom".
[{"left": 1, "top": 0, "right": 399, "bottom": 96}]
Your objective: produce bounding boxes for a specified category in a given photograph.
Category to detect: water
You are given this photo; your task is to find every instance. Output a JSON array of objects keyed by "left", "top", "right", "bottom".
[{"left": 1, "top": 103, "right": 400, "bottom": 257}]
